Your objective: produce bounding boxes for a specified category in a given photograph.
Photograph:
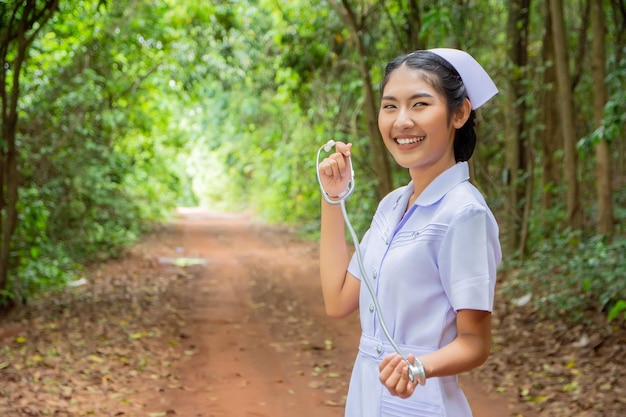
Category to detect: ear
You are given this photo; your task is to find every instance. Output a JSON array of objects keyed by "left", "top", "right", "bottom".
[{"left": 452, "top": 98, "right": 472, "bottom": 129}]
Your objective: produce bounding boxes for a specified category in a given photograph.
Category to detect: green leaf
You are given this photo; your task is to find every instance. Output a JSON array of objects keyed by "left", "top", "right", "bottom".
[{"left": 608, "top": 300, "right": 626, "bottom": 321}]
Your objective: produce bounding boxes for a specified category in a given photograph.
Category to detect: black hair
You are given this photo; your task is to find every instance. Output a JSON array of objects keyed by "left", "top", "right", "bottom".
[{"left": 380, "top": 50, "right": 477, "bottom": 162}]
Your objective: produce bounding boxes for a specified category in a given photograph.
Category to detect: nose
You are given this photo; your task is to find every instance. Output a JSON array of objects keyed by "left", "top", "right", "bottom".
[{"left": 393, "top": 108, "right": 414, "bottom": 129}]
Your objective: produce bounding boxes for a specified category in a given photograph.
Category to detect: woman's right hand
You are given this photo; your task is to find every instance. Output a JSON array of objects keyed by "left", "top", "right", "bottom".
[
  {"left": 318, "top": 141, "right": 352, "bottom": 199},
  {"left": 379, "top": 353, "right": 418, "bottom": 399}
]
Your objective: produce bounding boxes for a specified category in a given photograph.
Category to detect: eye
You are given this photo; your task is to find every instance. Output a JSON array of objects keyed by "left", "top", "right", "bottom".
[
  {"left": 381, "top": 103, "right": 397, "bottom": 110},
  {"left": 412, "top": 101, "right": 427, "bottom": 108}
]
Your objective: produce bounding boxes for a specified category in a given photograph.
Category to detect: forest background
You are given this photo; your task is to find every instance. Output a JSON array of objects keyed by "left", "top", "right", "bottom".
[{"left": 1, "top": 0, "right": 625, "bottom": 335}]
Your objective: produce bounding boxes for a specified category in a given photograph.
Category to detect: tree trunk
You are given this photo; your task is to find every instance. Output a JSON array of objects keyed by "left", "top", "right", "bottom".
[
  {"left": 504, "top": 0, "right": 530, "bottom": 256},
  {"left": 612, "top": 0, "right": 626, "bottom": 181},
  {"left": 0, "top": 0, "right": 60, "bottom": 303},
  {"left": 590, "top": 0, "right": 614, "bottom": 235},
  {"left": 406, "top": 0, "right": 421, "bottom": 49},
  {"left": 549, "top": 0, "right": 582, "bottom": 230},
  {"left": 539, "top": 1, "right": 562, "bottom": 218}
]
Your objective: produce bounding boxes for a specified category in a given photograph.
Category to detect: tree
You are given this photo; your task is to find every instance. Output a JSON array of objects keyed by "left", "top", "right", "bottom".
[
  {"left": 539, "top": 0, "right": 561, "bottom": 223},
  {"left": 0, "top": 0, "right": 60, "bottom": 304},
  {"left": 327, "top": 0, "right": 393, "bottom": 199},
  {"left": 504, "top": 0, "right": 531, "bottom": 255},
  {"left": 549, "top": 0, "right": 581, "bottom": 230},
  {"left": 590, "top": 0, "right": 614, "bottom": 235}
]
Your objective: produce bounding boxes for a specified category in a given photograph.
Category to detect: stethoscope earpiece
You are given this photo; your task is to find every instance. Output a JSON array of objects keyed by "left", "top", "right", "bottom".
[{"left": 322, "top": 139, "right": 336, "bottom": 152}]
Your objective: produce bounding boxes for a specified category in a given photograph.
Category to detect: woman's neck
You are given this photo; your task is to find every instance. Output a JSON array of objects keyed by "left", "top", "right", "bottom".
[{"left": 408, "top": 159, "right": 456, "bottom": 205}]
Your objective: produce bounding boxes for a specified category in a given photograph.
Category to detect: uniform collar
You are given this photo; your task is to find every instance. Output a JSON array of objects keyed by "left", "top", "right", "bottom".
[{"left": 408, "top": 162, "right": 470, "bottom": 207}]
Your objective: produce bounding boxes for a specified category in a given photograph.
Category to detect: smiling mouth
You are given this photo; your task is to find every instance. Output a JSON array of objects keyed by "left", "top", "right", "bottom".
[{"left": 395, "top": 136, "right": 425, "bottom": 145}]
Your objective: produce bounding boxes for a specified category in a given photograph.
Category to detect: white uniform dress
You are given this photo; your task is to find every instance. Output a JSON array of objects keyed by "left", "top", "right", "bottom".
[{"left": 345, "top": 162, "right": 501, "bottom": 417}]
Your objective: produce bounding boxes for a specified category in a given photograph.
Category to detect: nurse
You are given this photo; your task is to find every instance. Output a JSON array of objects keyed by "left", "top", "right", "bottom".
[{"left": 317, "top": 48, "right": 502, "bottom": 417}]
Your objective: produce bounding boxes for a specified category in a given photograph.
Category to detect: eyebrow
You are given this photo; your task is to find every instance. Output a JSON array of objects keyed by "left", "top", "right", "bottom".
[{"left": 381, "top": 92, "right": 434, "bottom": 101}]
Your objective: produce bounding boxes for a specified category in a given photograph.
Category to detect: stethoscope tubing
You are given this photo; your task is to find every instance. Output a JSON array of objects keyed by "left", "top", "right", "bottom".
[{"left": 316, "top": 141, "right": 424, "bottom": 384}]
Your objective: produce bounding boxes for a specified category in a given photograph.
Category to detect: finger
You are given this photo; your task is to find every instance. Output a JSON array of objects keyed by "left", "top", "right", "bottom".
[
  {"left": 389, "top": 366, "right": 407, "bottom": 396},
  {"left": 329, "top": 155, "right": 347, "bottom": 179},
  {"left": 378, "top": 354, "right": 401, "bottom": 378},
  {"left": 390, "top": 362, "right": 418, "bottom": 398},
  {"left": 334, "top": 153, "right": 351, "bottom": 177},
  {"left": 396, "top": 378, "right": 416, "bottom": 399},
  {"left": 318, "top": 158, "right": 334, "bottom": 178},
  {"left": 320, "top": 157, "right": 341, "bottom": 179},
  {"left": 394, "top": 362, "right": 408, "bottom": 390},
  {"left": 378, "top": 354, "right": 395, "bottom": 372},
  {"left": 333, "top": 141, "right": 352, "bottom": 157},
  {"left": 380, "top": 356, "right": 403, "bottom": 394}
]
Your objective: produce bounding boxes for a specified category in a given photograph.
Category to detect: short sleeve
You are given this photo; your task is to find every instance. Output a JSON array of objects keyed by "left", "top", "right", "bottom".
[{"left": 438, "top": 205, "right": 501, "bottom": 312}]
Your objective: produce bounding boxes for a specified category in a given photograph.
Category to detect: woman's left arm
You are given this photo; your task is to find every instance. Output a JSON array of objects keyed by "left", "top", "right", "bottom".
[
  {"left": 420, "top": 308, "right": 492, "bottom": 376},
  {"left": 379, "top": 309, "right": 491, "bottom": 398}
]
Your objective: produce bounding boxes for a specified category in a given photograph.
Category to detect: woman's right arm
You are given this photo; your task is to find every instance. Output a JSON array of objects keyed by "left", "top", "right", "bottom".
[
  {"left": 317, "top": 141, "right": 360, "bottom": 318},
  {"left": 320, "top": 199, "right": 360, "bottom": 318}
]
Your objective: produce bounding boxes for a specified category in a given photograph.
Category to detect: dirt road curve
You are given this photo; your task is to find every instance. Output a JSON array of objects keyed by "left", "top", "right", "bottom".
[{"left": 145, "top": 208, "right": 535, "bottom": 417}]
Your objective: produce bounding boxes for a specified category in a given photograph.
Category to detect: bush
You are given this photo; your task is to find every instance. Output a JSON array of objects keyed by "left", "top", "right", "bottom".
[
  {"left": 502, "top": 230, "right": 626, "bottom": 323},
  {"left": 1, "top": 188, "right": 79, "bottom": 306}
]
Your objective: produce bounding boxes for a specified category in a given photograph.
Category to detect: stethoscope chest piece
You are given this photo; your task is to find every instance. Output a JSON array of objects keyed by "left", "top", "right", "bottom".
[{"left": 407, "top": 360, "right": 426, "bottom": 386}]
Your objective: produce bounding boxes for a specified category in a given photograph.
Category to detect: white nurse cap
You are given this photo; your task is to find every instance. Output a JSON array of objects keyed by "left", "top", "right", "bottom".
[{"left": 428, "top": 48, "right": 498, "bottom": 109}]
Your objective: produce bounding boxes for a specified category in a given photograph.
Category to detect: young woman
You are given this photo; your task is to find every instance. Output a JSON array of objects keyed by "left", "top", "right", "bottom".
[{"left": 317, "top": 49, "right": 502, "bottom": 417}]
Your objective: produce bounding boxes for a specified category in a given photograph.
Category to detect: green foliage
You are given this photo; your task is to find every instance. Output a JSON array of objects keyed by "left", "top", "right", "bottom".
[
  {"left": 1, "top": 0, "right": 196, "bottom": 304},
  {"left": 608, "top": 300, "right": 626, "bottom": 321},
  {"left": 3, "top": 0, "right": 625, "bottom": 326},
  {"left": 3, "top": 187, "right": 78, "bottom": 305},
  {"left": 578, "top": 94, "right": 626, "bottom": 153},
  {"left": 578, "top": 52, "right": 626, "bottom": 151},
  {"left": 18, "top": 0, "right": 180, "bottom": 261},
  {"left": 503, "top": 232, "right": 626, "bottom": 323}
]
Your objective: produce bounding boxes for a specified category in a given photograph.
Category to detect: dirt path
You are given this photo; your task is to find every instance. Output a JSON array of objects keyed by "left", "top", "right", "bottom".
[
  {"left": 142, "top": 208, "right": 537, "bottom": 417},
  {"left": 2, "top": 207, "right": 621, "bottom": 416}
]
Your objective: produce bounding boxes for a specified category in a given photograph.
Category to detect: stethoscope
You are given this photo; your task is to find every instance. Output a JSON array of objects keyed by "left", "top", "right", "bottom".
[{"left": 316, "top": 140, "right": 426, "bottom": 385}]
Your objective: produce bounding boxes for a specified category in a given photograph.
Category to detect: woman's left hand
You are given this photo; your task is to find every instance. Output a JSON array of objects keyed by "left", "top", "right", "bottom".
[{"left": 379, "top": 353, "right": 417, "bottom": 398}]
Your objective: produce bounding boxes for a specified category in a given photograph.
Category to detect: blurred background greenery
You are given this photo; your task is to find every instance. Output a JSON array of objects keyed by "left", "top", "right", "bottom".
[{"left": 1, "top": 0, "right": 624, "bottom": 324}]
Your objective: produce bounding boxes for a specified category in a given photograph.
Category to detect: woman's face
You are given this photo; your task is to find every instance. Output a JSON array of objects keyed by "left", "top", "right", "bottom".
[{"left": 378, "top": 64, "right": 465, "bottom": 176}]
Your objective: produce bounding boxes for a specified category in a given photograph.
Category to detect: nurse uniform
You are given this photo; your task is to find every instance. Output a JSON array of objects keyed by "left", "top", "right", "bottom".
[{"left": 345, "top": 161, "right": 502, "bottom": 417}]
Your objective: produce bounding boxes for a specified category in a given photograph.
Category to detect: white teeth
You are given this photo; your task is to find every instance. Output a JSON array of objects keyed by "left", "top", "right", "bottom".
[{"left": 396, "top": 136, "right": 425, "bottom": 145}]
